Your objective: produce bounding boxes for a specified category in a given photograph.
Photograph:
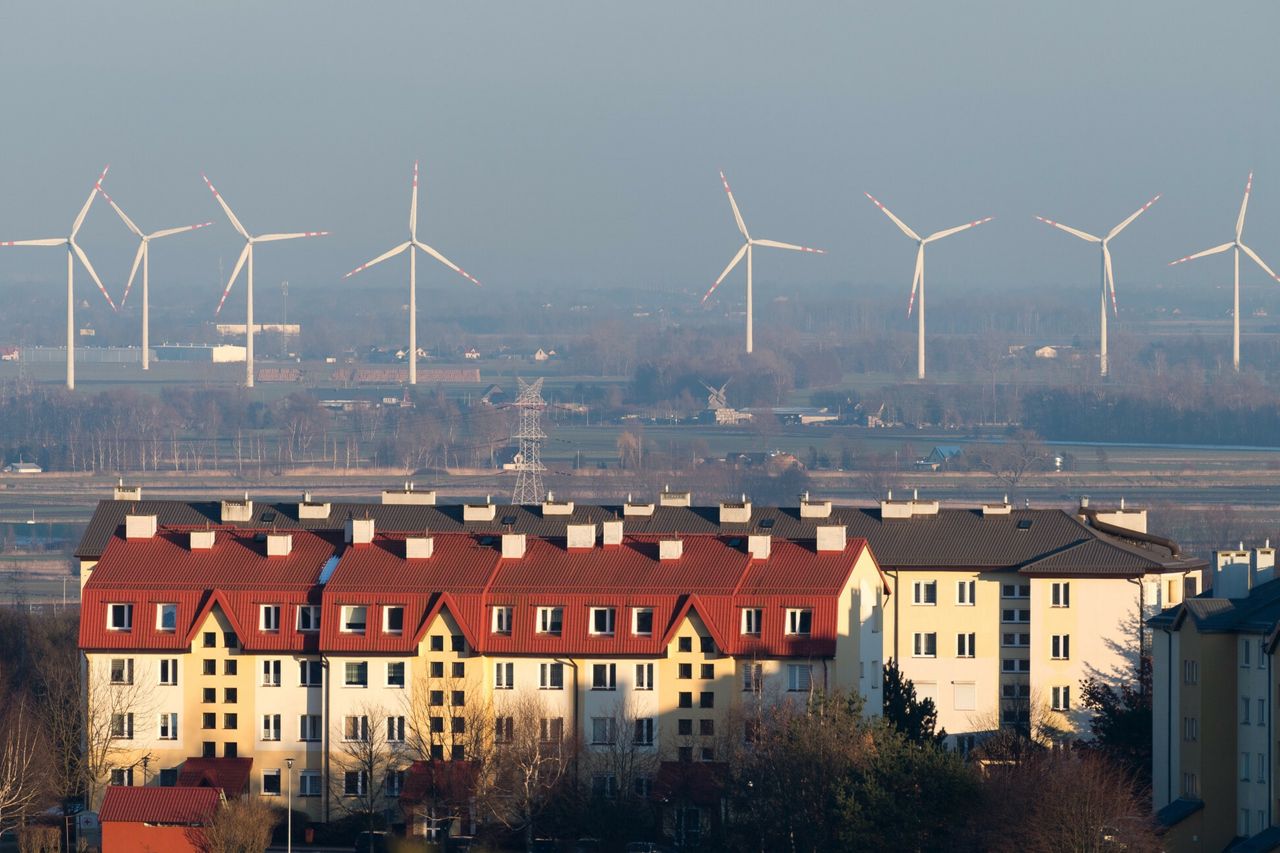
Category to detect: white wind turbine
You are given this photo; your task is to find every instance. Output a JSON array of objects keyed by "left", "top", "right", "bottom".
[
  {"left": 0, "top": 166, "right": 116, "bottom": 390},
  {"left": 1034, "top": 194, "right": 1160, "bottom": 377},
  {"left": 702, "top": 171, "right": 824, "bottom": 354},
  {"left": 97, "top": 182, "right": 212, "bottom": 371},
  {"left": 1169, "top": 172, "right": 1279, "bottom": 371},
  {"left": 344, "top": 161, "right": 481, "bottom": 385},
  {"left": 865, "top": 193, "right": 992, "bottom": 380},
  {"left": 203, "top": 174, "right": 328, "bottom": 388}
]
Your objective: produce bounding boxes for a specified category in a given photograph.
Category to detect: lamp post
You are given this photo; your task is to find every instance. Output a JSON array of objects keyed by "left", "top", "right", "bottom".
[{"left": 286, "top": 757, "right": 294, "bottom": 853}]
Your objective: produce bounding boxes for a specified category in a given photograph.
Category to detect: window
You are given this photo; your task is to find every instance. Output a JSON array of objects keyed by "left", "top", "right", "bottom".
[
  {"left": 451, "top": 634, "right": 466, "bottom": 653},
  {"left": 203, "top": 712, "right": 216, "bottom": 729},
  {"left": 1183, "top": 716, "right": 1198, "bottom": 742},
  {"left": 386, "top": 769, "right": 405, "bottom": 797},
  {"left": 341, "top": 606, "right": 367, "bottom": 634},
  {"left": 701, "top": 664, "right": 715, "bottom": 679},
  {"left": 590, "top": 607, "right": 616, "bottom": 636},
  {"left": 1051, "top": 686, "right": 1071, "bottom": 711},
  {"left": 1051, "top": 582, "right": 1070, "bottom": 608},
  {"left": 495, "top": 662, "right": 514, "bottom": 690},
  {"left": 678, "top": 718, "right": 693, "bottom": 736},
  {"left": 536, "top": 607, "right": 563, "bottom": 635},
  {"left": 224, "top": 687, "right": 238, "bottom": 704},
  {"left": 223, "top": 632, "right": 238, "bottom": 649},
  {"left": 384, "top": 606, "right": 404, "bottom": 634},
  {"left": 1259, "top": 753, "right": 1267, "bottom": 783},
  {"left": 956, "top": 633, "right": 976, "bottom": 658},
  {"left": 450, "top": 716, "right": 465, "bottom": 734},
  {"left": 913, "top": 632, "right": 937, "bottom": 658},
  {"left": 1002, "top": 632, "right": 1030, "bottom": 647},
  {"left": 785, "top": 609, "right": 813, "bottom": 636},
  {"left": 1050, "top": 635, "right": 1070, "bottom": 660},
  {"left": 1001, "top": 658, "right": 1031, "bottom": 673},
  {"left": 678, "top": 692, "right": 693, "bottom": 708},
  {"left": 700, "top": 719, "right": 715, "bottom": 736},
  {"left": 632, "top": 607, "right": 654, "bottom": 636},
  {"left": 159, "top": 712, "right": 178, "bottom": 740},
  {"left": 1243, "top": 638, "right": 1252, "bottom": 667},
  {"left": 345, "top": 662, "right": 368, "bottom": 687},
  {"left": 678, "top": 637, "right": 692, "bottom": 653},
  {"left": 699, "top": 691, "right": 715, "bottom": 708},
  {"left": 223, "top": 660, "right": 237, "bottom": 676},
  {"left": 741, "top": 608, "right": 763, "bottom": 635},
  {"left": 495, "top": 716, "right": 514, "bottom": 744},
  {"left": 1001, "top": 609, "right": 1030, "bottom": 623},
  {"left": 956, "top": 580, "right": 975, "bottom": 605},
  {"left": 1183, "top": 659, "right": 1199, "bottom": 684},
  {"left": 300, "top": 714, "right": 321, "bottom": 741},
  {"left": 157, "top": 603, "right": 177, "bottom": 631},
  {"left": 1002, "top": 584, "right": 1030, "bottom": 598},
  {"left": 634, "top": 717, "right": 655, "bottom": 746},
  {"left": 679, "top": 663, "right": 692, "bottom": 679},
  {"left": 429, "top": 716, "right": 444, "bottom": 733},
  {"left": 636, "top": 663, "right": 654, "bottom": 690},
  {"left": 110, "top": 658, "right": 134, "bottom": 685},
  {"left": 954, "top": 682, "right": 976, "bottom": 711},
  {"left": 159, "top": 658, "right": 178, "bottom": 686},
  {"left": 451, "top": 690, "right": 465, "bottom": 707},
  {"left": 430, "top": 661, "right": 444, "bottom": 678},
  {"left": 260, "top": 605, "right": 281, "bottom": 632},
  {"left": 592, "top": 663, "right": 617, "bottom": 690},
  {"left": 344, "top": 715, "right": 370, "bottom": 742},
  {"left": 299, "top": 660, "right": 323, "bottom": 686},
  {"left": 297, "top": 605, "right": 320, "bottom": 632},
  {"left": 678, "top": 746, "right": 693, "bottom": 762},
  {"left": 592, "top": 773, "right": 619, "bottom": 800},
  {"left": 202, "top": 741, "right": 216, "bottom": 758},
  {"left": 1260, "top": 640, "right": 1267, "bottom": 669},
  {"left": 262, "top": 714, "right": 281, "bottom": 741},
  {"left": 1242, "top": 697, "right": 1252, "bottom": 725},
  {"left": 1002, "top": 682, "right": 1031, "bottom": 699},
  {"left": 223, "top": 713, "right": 237, "bottom": 729},
  {"left": 635, "top": 777, "right": 653, "bottom": 798},
  {"left": 110, "top": 768, "right": 134, "bottom": 787},
  {"left": 913, "top": 581, "right": 937, "bottom": 605},
  {"left": 203, "top": 631, "right": 216, "bottom": 648},
  {"left": 1241, "top": 752, "right": 1251, "bottom": 781},
  {"left": 492, "top": 606, "right": 513, "bottom": 635},
  {"left": 262, "top": 770, "right": 281, "bottom": 796},
  {"left": 452, "top": 661, "right": 465, "bottom": 678},
  {"left": 387, "top": 716, "right": 406, "bottom": 743},
  {"left": 262, "top": 660, "right": 281, "bottom": 687},
  {"left": 787, "top": 664, "right": 812, "bottom": 693},
  {"left": 540, "top": 663, "right": 564, "bottom": 690},
  {"left": 108, "top": 603, "right": 133, "bottom": 631},
  {"left": 592, "top": 717, "right": 617, "bottom": 745},
  {"left": 202, "top": 687, "right": 216, "bottom": 702},
  {"left": 344, "top": 771, "right": 367, "bottom": 797},
  {"left": 1182, "top": 771, "right": 1198, "bottom": 796},
  {"left": 430, "top": 691, "right": 444, "bottom": 706},
  {"left": 377, "top": 661, "right": 403, "bottom": 688},
  {"left": 743, "top": 663, "right": 763, "bottom": 692},
  {"left": 540, "top": 717, "right": 564, "bottom": 743},
  {"left": 110, "top": 713, "right": 134, "bottom": 739},
  {"left": 430, "top": 635, "right": 444, "bottom": 652},
  {"left": 1259, "top": 698, "right": 1266, "bottom": 727}
]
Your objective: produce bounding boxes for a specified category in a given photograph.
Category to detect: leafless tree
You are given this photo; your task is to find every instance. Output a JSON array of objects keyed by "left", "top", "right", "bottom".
[
  {"left": 331, "top": 702, "right": 398, "bottom": 842},
  {"left": 0, "top": 697, "right": 42, "bottom": 832},
  {"left": 192, "top": 795, "right": 278, "bottom": 853},
  {"left": 968, "top": 430, "right": 1051, "bottom": 494},
  {"left": 487, "top": 691, "right": 575, "bottom": 849}
]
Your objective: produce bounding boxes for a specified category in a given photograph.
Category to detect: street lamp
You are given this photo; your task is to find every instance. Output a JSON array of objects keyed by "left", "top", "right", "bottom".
[{"left": 285, "top": 757, "right": 294, "bottom": 853}]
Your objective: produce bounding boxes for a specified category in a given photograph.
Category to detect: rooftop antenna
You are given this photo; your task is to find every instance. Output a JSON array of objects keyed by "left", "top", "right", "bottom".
[
  {"left": 1025, "top": 498, "right": 1030, "bottom": 509},
  {"left": 511, "top": 377, "right": 547, "bottom": 505}
]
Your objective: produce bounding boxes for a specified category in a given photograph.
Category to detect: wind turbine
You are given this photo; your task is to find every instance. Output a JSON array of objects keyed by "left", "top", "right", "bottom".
[
  {"left": 1034, "top": 194, "right": 1160, "bottom": 377},
  {"left": 0, "top": 166, "right": 116, "bottom": 390},
  {"left": 203, "top": 174, "right": 328, "bottom": 388},
  {"left": 344, "top": 161, "right": 481, "bottom": 385},
  {"left": 1169, "top": 172, "right": 1279, "bottom": 371},
  {"left": 865, "top": 193, "right": 992, "bottom": 380},
  {"left": 97, "top": 181, "right": 212, "bottom": 371},
  {"left": 702, "top": 171, "right": 824, "bottom": 354}
]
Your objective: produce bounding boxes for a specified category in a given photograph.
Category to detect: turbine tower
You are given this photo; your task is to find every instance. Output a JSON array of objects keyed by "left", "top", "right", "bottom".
[
  {"left": 511, "top": 378, "right": 547, "bottom": 505},
  {"left": 0, "top": 166, "right": 116, "bottom": 390},
  {"left": 1034, "top": 194, "right": 1160, "bottom": 377},
  {"left": 97, "top": 181, "right": 211, "bottom": 371},
  {"left": 1169, "top": 172, "right": 1279, "bottom": 371},
  {"left": 204, "top": 174, "right": 328, "bottom": 388},
  {"left": 345, "top": 161, "right": 482, "bottom": 385},
  {"left": 702, "top": 171, "right": 824, "bottom": 354},
  {"left": 864, "top": 193, "right": 992, "bottom": 380}
]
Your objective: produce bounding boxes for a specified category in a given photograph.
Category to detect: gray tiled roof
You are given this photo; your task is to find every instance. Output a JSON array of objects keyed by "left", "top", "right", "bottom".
[
  {"left": 1154, "top": 796, "right": 1203, "bottom": 828},
  {"left": 1153, "top": 578, "right": 1280, "bottom": 635}
]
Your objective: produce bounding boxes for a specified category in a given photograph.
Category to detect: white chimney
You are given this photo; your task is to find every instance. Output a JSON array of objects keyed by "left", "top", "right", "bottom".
[
  {"left": 659, "top": 538, "right": 684, "bottom": 561},
  {"left": 1214, "top": 550, "right": 1252, "bottom": 599},
  {"left": 719, "top": 500, "right": 752, "bottom": 524},
  {"left": 799, "top": 496, "right": 832, "bottom": 518},
  {"left": 748, "top": 534, "right": 772, "bottom": 560},
  {"left": 298, "top": 493, "right": 331, "bottom": 519},
  {"left": 405, "top": 536, "right": 435, "bottom": 559},
  {"left": 113, "top": 481, "right": 141, "bottom": 502},
  {"left": 267, "top": 532, "right": 293, "bottom": 557},
  {"left": 463, "top": 502, "right": 497, "bottom": 522},
  {"left": 602, "top": 519, "right": 624, "bottom": 546},
  {"left": 816, "top": 525, "right": 847, "bottom": 552},
  {"left": 1254, "top": 547, "right": 1277, "bottom": 586},
  {"left": 624, "top": 500, "right": 655, "bottom": 517},
  {"left": 220, "top": 497, "right": 253, "bottom": 523},
  {"left": 566, "top": 523, "right": 596, "bottom": 550},
  {"left": 381, "top": 483, "right": 437, "bottom": 505},
  {"left": 982, "top": 500, "right": 1012, "bottom": 516},
  {"left": 345, "top": 517, "right": 375, "bottom": 545},
  {"left": 189, "top": 529, "right": 216, "bottom": 550},
  {"left": 124, "top": 514, "right": 157, "bottom": 540},
  {"left": 543, "top": 494, "right": 575, "bottom": 515},
  {"left": 659, "top": 488, "right": 692, "bottom": 507},
  {"left": 502, "top": 533, "right": 527, "bottom": 559}
]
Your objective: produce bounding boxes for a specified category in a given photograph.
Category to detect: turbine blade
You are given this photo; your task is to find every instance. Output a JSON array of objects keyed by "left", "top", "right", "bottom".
[
  {"left": 215, "top": 244, "right": 251, "bottom": 315},
  {"left": 120, "top": 242, "right": 145, "bottom": 307},
  {"left": 1034, "top": 216, "right": 1101, "bottom": 243},
  {"left": 703, "top": 243, "right": 748, "bottom": 303},
  {"left": 202, "top": 174, "right": 250, "bottom": 239},
  {"left": 1241, "top": 243, "right": 1280, "bottom": 281},
  {"left": 415, "top": 241, "right": 482, "bottom": 286},
  {"left": 149, "top": 222, "right": 213, "bottom": 240},
  {"left": 925, "top": 216, "right": 994, "bottom": 243},
  {"left": 1104, "top": 244, "right": 1117, "bottom": 315},
  {"left": 70, "top": 166, "right": 108, "bottom": 238},
  {"left": 344, "top": 241, "right": 411, "bottom": 278},
  {"left": 71, "top": 241, "right": 116, "bottom": 311},
  {"left": 864, "top": 192, "right": 921, "bottom": 242},
  {"left": 254, "top": 231, "right": 329, "bottom": 243},
  {"left": 1236, "top": 171, "right": 1253, "bottom": 240},
  {"left": 97, "top": 188, "right": 144, "bottom": 238},
  {"left": 1169, "top": 242, "right": 1234, "bottom": 265},
  {"left": 1106, "top": 194, "right": 1161, "bottom": 241},
  {"left": 907, "top": 245, "right": 923, "bottom": 317},
  {"left": 409, "top": 161, "right": 420, "bottom": 238},
  {"left": 751, "top": 238, "right": 825, "bottom": 254},
  {"left": 0, "top": 238, "right": 68, "bottom": 247},
  {"left": 720, "top": 172, "right": 750, "bottom": 240}
]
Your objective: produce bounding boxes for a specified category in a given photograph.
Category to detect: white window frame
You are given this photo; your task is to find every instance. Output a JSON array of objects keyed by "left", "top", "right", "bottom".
[
  {"left": 262, "top": 714, "right": 282, "bottom": 741},
  {"left": 156, "top": 603, "right": 177, "bottom": 632},
  {"left": 1002, "top": 608, "right": 1031, "bottom": 623},
  {"left": 386, "top": 769, "right": 405, "bottom": 797},
  {"left": 343, "top": 715, "right": 370, "bottom": 742},
  {"left": 386, "top": 661, "right": 406, "bottom": 688},
  {"left": 1051, "top": 686, "right": 1070, "bottom": 711},
  {"left": 299, "top": 714, "right": 322, "bottom": 742},
  {"left": 634, "top": 717, "right": 655, "bottom": 746},
  {"left": 785, "top": 608, "right": 812, "bottom": 636},
  {"left": 787, "top": 663, "right": 812, "bottom": 693},
  {"left": 262, "top": 769, "right": 282, "bottom": 796},
  {"left": 743, "top": 663, "right": 763, "bottom": 693},
  {"left": 1002, "top": 632, "right": 1030, "bottom": 647},
  {"left": 632, "top": 607, "right": 654, "bottom": 636},
  {"left": 912, "top": 632, "right": 937, "bottom": 658},
  {"left": 536, "top": 606, "right": 563, "bottom": 635},
  {"left": 344, "top": 770, "right": 367, "bottom": 797},
  {"left": 158, "top": 658, "right": 179, "bottom": 687},
  {"left": 741, "top": 608, "right": 763, "bottom": 636},
  {"left": 591, "top": 663, "right": 617, "bottom": 691},
  {"left": 591, "top": 716, "right": 617, "bottom": 745},
  {"left": 297, "top": 605, "right": 320, "bottom": 632},
  {"left": 1051, "top": 582, "right": 1070, "bottom": 608},
  {"left": 387, "top": 716, "right": 406, "bottom": 743},
  {"left": 107, "top": 603, "right": 133, "bottom": 631},
  {"left": 262, "top": 659, "right": 281, "bottom": 687},
  {"left": 110, "top": 712, "right": 134, "bottom": 740},
  {"left": 589, "top": 607, "right": 616, "bottom": 636},
  {"left": 495, "top": 662, "right": 514, "bottom": 690},
  {"left": 383, "top": 605, "right": 404, "bottom": 635},
  {"left": 299, "top": 771, "right": 322, "bottom": 797},
  {"left": 540, "top": 662, "right": 564, "bottom": 690},
  {"left": 635, "top": 662, "right": 654, "bottom": 691},
  {"left": 1051, "top": 634, "right": 1070, "bottom": 660},
  {"left": 1002, "top": 583, "right": 1030, "bottom": 599},
  {"left": 344, "top": 661, "right": 368, "bottom": 688},
  {"left": 492, "top": 606, "right": 513, "bottom": 635},
  {"left": 956, "top": 580, "right": 975, "bottom": 606},
  {"left": 260, "top": 604, "right": 281, "bottom": 632},
  {"left": 956, "top": 633, "right": 975, "bottom": 658},
  {"left": 158, "top": 712, "right": 178, "bottom": 740},
  {"left": 109, "top": 658, "right": 134, "bottom": 685},
  {"left": 299, "top": 660, "right": 323, "bottom": 687},
  {"left": 912, "top": 581, "right": 937, "bottom": 606},
  {"left": 341, "top": 605, "right": 368, "bottom": 634}
]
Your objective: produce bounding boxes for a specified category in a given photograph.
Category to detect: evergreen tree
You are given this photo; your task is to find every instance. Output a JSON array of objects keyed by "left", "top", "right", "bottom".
[{"left": 882, "top": 658, "right": 946, "bottom": 745}]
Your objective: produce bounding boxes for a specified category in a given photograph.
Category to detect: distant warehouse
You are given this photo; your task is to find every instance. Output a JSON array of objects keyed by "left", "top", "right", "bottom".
[
  {"left": 21, "top": 346, "right": 153, "bottom": 364},
  {"left": 153, "top": 344, "right": 247, "bottom": 364}
]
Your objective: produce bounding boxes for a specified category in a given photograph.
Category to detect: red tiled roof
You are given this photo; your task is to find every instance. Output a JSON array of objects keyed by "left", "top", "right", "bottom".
[
  {"left": 176, "top": 757, "right": 253, "bottom": 796},
  {"left": 99, "top": 785, "right": 221, "bottom": 824}
]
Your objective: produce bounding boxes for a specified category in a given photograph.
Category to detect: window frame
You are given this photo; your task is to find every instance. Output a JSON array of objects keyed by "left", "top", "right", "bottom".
[
  {"left": 589, "top": 607, "right": 616, "bottom": 637},
  {"left": 260, "top": 604, "right": 281, "bottom": 632},
  {"left": 383, "top": 605, "right": 405, "bottom": 635},
  {"left": 956, "top": 580, "right": 975, "bottom": 606},
  {"left": 386, "top": 661, "right": 406, "bottom": 688},
  {"left": 912, "top": 632, "right": 937, "bottom": 658},
  {"left": 492, "top": 605, "right": 513, "bottom": 635},
  {"left": 495, "top": 662, "right": 515, "bottom": 690},
  {"left": 297, "top": 605, "right": 320, "bottom": 632},
  {"left": 912, "top": 581, "right": 938, "bottom": 606},
  {"left": 785, "top": 608, "right": 813, "bottom": 637},
  {"left": 536, "top": 606, "right": 563, "bottom": 636},
  {"left": 741, "top": 608, "right": 763, "bottom": 636},
  {"left": 156, "top": 603, "right": 177, "bottom": 632},
  {"left": 107, "top": 603, "right": 133, "bottom": 631},
  {"left": 632, "top": 607, "right": 654, "bottom": 636},
  {"left": 341, "top": 605, "right": 368, "bottom": 634},
  {"left": 344, "top": 661, "right": 369, "bottom": 688}
]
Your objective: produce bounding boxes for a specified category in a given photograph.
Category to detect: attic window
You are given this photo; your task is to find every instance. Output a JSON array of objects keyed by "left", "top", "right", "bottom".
[
  {"left": 261, "top": 511, "right": 277, "bottom": 523},
  {"left": 727, "top": 538, "right": 743, "bottom": 548},
  {"left": 1017, "top": 519, "right": 1032, "bottom": 530},
  {"left": 501, "top": 515, "right": 518, "bottom": 527},
  {"left": 759, "top": 518, "right": 775, "bottom": 529}
]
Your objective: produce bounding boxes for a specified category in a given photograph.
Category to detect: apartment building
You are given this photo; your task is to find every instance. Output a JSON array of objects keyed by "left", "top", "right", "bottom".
[{"left": 1151, "top": 545, "right": 1280, "bottom": 852}]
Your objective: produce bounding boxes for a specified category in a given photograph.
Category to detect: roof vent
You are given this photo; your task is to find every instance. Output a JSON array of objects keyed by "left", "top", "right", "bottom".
[
  {"left": 113, "top": 480, "right": 141, "bottom": 502},
  {"left": 624, "top": 500, "right": 655, "bottom": 517},
  {"left": 381, "top": 482, "right": 437, "bottom": 505},
  {"left": 298, "top": 493, "right": 331, "bottom": 519},
  {"left": 124, "top": 514, "right": 157, "bottom": 540},
  {"left": 345, "top": 517, "right": 375, "bottom": 545},
  {"left": 659, "top": 487, "right": 691, "bottom": 507},
  {"left": 189, "top": 529, "right": 216, "bottom": 550},
  {"left": 543, "top": 494, "right": 575, "bottom": 515},
  {"left": 748, "top": 534, "right": 772, "bottom": 560},
  {"left": 502, "top": 533, "right": 527, "bottom": 559},
  {"left": 816, "top": 525, "right": 847, "bottom": 552},
  {"left": 800, "top": 496, "right": 832, "bottom": 518},
  {"left": 405, "top": 536, "right": 434, "bottom": 559},
  {"left": 602, "top": 519, "right": 624, "bottom": 547},
  {"left": 566, "top": 523, "right": 596, "bottom": 550},
  {"left": 982, "top": 499, "right": 1012, "bottom": 516},
  {"left": 659, "top": 538, "right": 684, "bottom": 561},
  {"left": 220, "top": 497, "right": 253, "bottom": 523},
  {"left": 463, "top": 502, "right": 497, "bottom": 522},
  {"left": 719, "top": 500, "right": 752, "bottom": 524},
  {"left": 266, "top": 532, "right": 293, "bottom": 557}
]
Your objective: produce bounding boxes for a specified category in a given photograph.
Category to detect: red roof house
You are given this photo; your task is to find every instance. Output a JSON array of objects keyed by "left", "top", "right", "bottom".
[{"left": 99, "top": 785, "right": 221, "bottom": 853}]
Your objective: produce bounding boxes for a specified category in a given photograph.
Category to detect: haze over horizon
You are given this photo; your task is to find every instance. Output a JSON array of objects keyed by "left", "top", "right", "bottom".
[{"left": 2, "top": 0, "right": 1278, "bottom": 309}]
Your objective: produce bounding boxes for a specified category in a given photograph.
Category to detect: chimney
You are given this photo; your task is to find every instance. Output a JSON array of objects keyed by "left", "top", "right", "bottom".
[
  {"left": 880, "top": 495, "right": 939, "bottom": 518},
  {"left": 1214, "top": 550, "right": 1252, "bottom": 599},
  {"left": 463, "top": 501, "right": 497, "bottom": 522},
  {"left": 405, "top": 536, "right": 435, "bottom": 559},
  {"left": 542, "top": 493, "right": 575, "bottom": 515},
  {"left": 297, "top": 492, "right": 331, "bottom": 520},
  {"left": 719, "top": 499, "right": 752, "bottom": 524},
  {"left": 982, "top": 497, "right": 1012, "bottom": 516},
  {"left": 189, "top": 529, "right": 216, "bottom": 550},
  {"left": 380, "top": 482, "right": 437, "bottom": 505},
  {"left": 502, "top": 533, "right": 526, "bottom": 559},
  {"left": 623, "top": 498, "right": 655, "bottom": 517},
  {"left": 748, "top": 534, "right": 772, "bottom": 560},
  {"left": 113, "top": 480, "right": 141, "bottom": 502},
  {"left": 816, "top": 525, "right": 847, "bottom": 552},
  {"left": 1254, "top": 545, "right": 1277, "bottom": 586},
  {"left": 267, "top": 532, "right": 293, "bottom": 557},
  {"left": 659, "top": 538, "right": 684, "bottom": 561},
  {"left": 345, "top": 516, "right": 375, "bottom": 545},
  {"left": 658, "top": 487, "right": 691, "bottom": 507},
  {"left": 1092, "top": 503, "right": 1149, "bottom": 534},
  {"left": 566, "top": 523, "right": 596, "bottom": 550},
  {"left": 799, "top": 493, "right": 832, "bottom": 518},
  {"left": 124, "top": 514, "right": 157, "bottom": 540},
  {"left": 220, "top": 496, "right": 253, "bottom": 523},
  {"left": 602, "top": 519, "right": 624, "bottom": 547}
]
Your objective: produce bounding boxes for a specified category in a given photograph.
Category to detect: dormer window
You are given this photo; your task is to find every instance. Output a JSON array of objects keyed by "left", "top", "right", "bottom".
[
  {"left": 156, "top": 603, "right": 177, "bottom": 632},
  {"left": 785, "top": 608, "right": 812, "bottom": 637},
  {"left": 342, "top": 606, "right": 368, "bottom": 634},
  {"left": 590, "top": 607, "right": 616, "bottom": 637},
  {"left": 536, "top": 607, "right": 563, "bottom": 636},
  {"left": 383, "top": 606, "right": 404, "bottom": 635},
  {"left": 492, "top": 606, "right": 513, "bottom": 635},
  {"left": 632, "top": 608, "right": 654, "bottom": 636},
  {"left": 297, "top": 606, "right": 320, "bottom": 632},
  {"left": 741, "top": 608, "right": 763, "bottom": 636},
  {"left": 260, "top": 605, "right": 281, "bottom": 632},
  {"left": 108, "top": 603, "right": 133, "bottom": 632}
]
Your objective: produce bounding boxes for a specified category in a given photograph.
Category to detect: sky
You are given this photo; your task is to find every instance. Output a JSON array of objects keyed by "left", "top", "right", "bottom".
[{"left": 1, "top": 1, "right": 1278, "bottom": 312}]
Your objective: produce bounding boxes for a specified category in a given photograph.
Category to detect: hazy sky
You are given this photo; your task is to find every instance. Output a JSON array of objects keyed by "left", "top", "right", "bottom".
[{"left": 1, "top": 1, "right": 1278, "bottom": 311}]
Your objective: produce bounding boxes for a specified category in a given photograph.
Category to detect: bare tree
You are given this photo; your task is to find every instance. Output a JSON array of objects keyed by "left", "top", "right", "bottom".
[
  {"left": 578, "top": 697, "right": 661, "bottom": 843},
  {"left": 487, "top": 691, "right": 575, "bottom": 849},
  {"left": 81, "top": 665, "right": 154, "bottom": 810},
  {"left": 192, "top": 795, "right": 278, "bottom": 853},
  {"left": 968, "top": 429, "right": 1051, "bottom": 495},
  {"left": 331, "top": 702, "right": 397, "bottom": 845},
  {"left": 0, "top": 697, "right": 42, "bottom": 832}
]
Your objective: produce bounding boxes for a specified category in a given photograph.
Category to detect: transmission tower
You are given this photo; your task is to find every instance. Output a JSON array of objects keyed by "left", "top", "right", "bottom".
[{"left": 511, "top": 377, "right": 547, "bottom": 504}]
